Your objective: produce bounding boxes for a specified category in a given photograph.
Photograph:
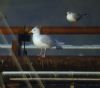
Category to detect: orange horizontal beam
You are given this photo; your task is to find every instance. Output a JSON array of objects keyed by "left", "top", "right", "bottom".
[
  {"left": 41, "top": 27, "right": 100, "bottom": 34},
  {"left": 0, "top": 26, "right": 32, "bottom": 34},
  {"left": 0, "top": 26, "right": 100, "bottom": 34}
]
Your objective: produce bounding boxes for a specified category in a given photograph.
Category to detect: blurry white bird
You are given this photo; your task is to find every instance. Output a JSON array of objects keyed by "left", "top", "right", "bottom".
[
  {"left": 29, "top": 27, "right": 63, "bottom": 57},
  {"left": 66, "top": 11, "right": 88, "bottom": 22}
]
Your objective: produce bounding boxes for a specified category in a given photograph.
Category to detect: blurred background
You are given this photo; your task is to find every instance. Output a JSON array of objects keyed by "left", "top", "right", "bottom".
[{"left": 0, "top": 0, "right": 100, "bottom": 56}]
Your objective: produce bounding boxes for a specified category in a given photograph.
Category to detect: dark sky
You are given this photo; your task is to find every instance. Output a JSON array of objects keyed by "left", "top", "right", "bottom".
[{"left": 0, "top": 0, "right": 100, "bottom": 26}]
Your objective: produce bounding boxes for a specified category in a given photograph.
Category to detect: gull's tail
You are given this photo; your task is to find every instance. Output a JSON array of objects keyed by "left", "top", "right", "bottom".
[{"left": 54, "top": 40, "right": 65, "bottom": 49}]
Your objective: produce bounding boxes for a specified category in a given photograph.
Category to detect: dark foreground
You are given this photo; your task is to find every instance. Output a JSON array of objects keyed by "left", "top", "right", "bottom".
[{"left": 1, "top": 56, "right": 100, "bottom": 88}]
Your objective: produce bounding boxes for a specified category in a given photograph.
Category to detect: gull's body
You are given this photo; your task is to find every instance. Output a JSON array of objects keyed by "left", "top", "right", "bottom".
[
  {"left": 66, "top": 12, "right": 78, "bottom": 22},
  {"left": 32, "top": 34, "right": 54, "bottom": 49}
]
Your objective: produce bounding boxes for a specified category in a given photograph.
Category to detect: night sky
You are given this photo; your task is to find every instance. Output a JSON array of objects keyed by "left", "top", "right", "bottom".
[{"left": 0, "top": 0, "right": 100, "bottom": 55}]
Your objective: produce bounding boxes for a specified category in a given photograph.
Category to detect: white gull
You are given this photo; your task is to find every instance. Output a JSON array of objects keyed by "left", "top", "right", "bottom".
[
  {"left": 29, "top": 26, "right": 63, "bottom": 57},
  {"left": 66, "top": 11, "right": 88, "bottom": 22}
]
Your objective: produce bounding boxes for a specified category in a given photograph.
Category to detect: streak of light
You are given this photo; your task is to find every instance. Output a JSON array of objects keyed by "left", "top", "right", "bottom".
[
  {"left": 1, "top": 44, "right": 100, "bottom": 50},
  {"left": 10, "top": 77, "right": 100, "bottom": 81},
  {"left": 0, "top": 12, "right": 45, "bottom": 88},
  {"left": 0, "top": 73, "right": 5, "bottom": 88},
  {"left": 3, "top": 71, "right": 100, "bottom": 76},
  {"left": 0, "top": 13, "right": 33, "bottom": 88}
]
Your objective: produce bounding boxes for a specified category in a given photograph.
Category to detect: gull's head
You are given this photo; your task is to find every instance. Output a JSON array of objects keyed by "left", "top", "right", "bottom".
[
  {"left": 66, "top": 11, "right": 72, "bottom": 15},
  {"left": 29, "top": 26, "right": 40, "bottom": 34}
]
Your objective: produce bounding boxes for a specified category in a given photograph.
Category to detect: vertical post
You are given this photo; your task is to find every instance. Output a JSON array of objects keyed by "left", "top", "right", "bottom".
[
  {"left": 18, "top": 37, "right": 22, "bottom": 56},
  {"left": 12, "top": 39, "right": 21, "bottom": 56},
  {"left": 12, "top": 34, "right": 30, "bottom": 56}
]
